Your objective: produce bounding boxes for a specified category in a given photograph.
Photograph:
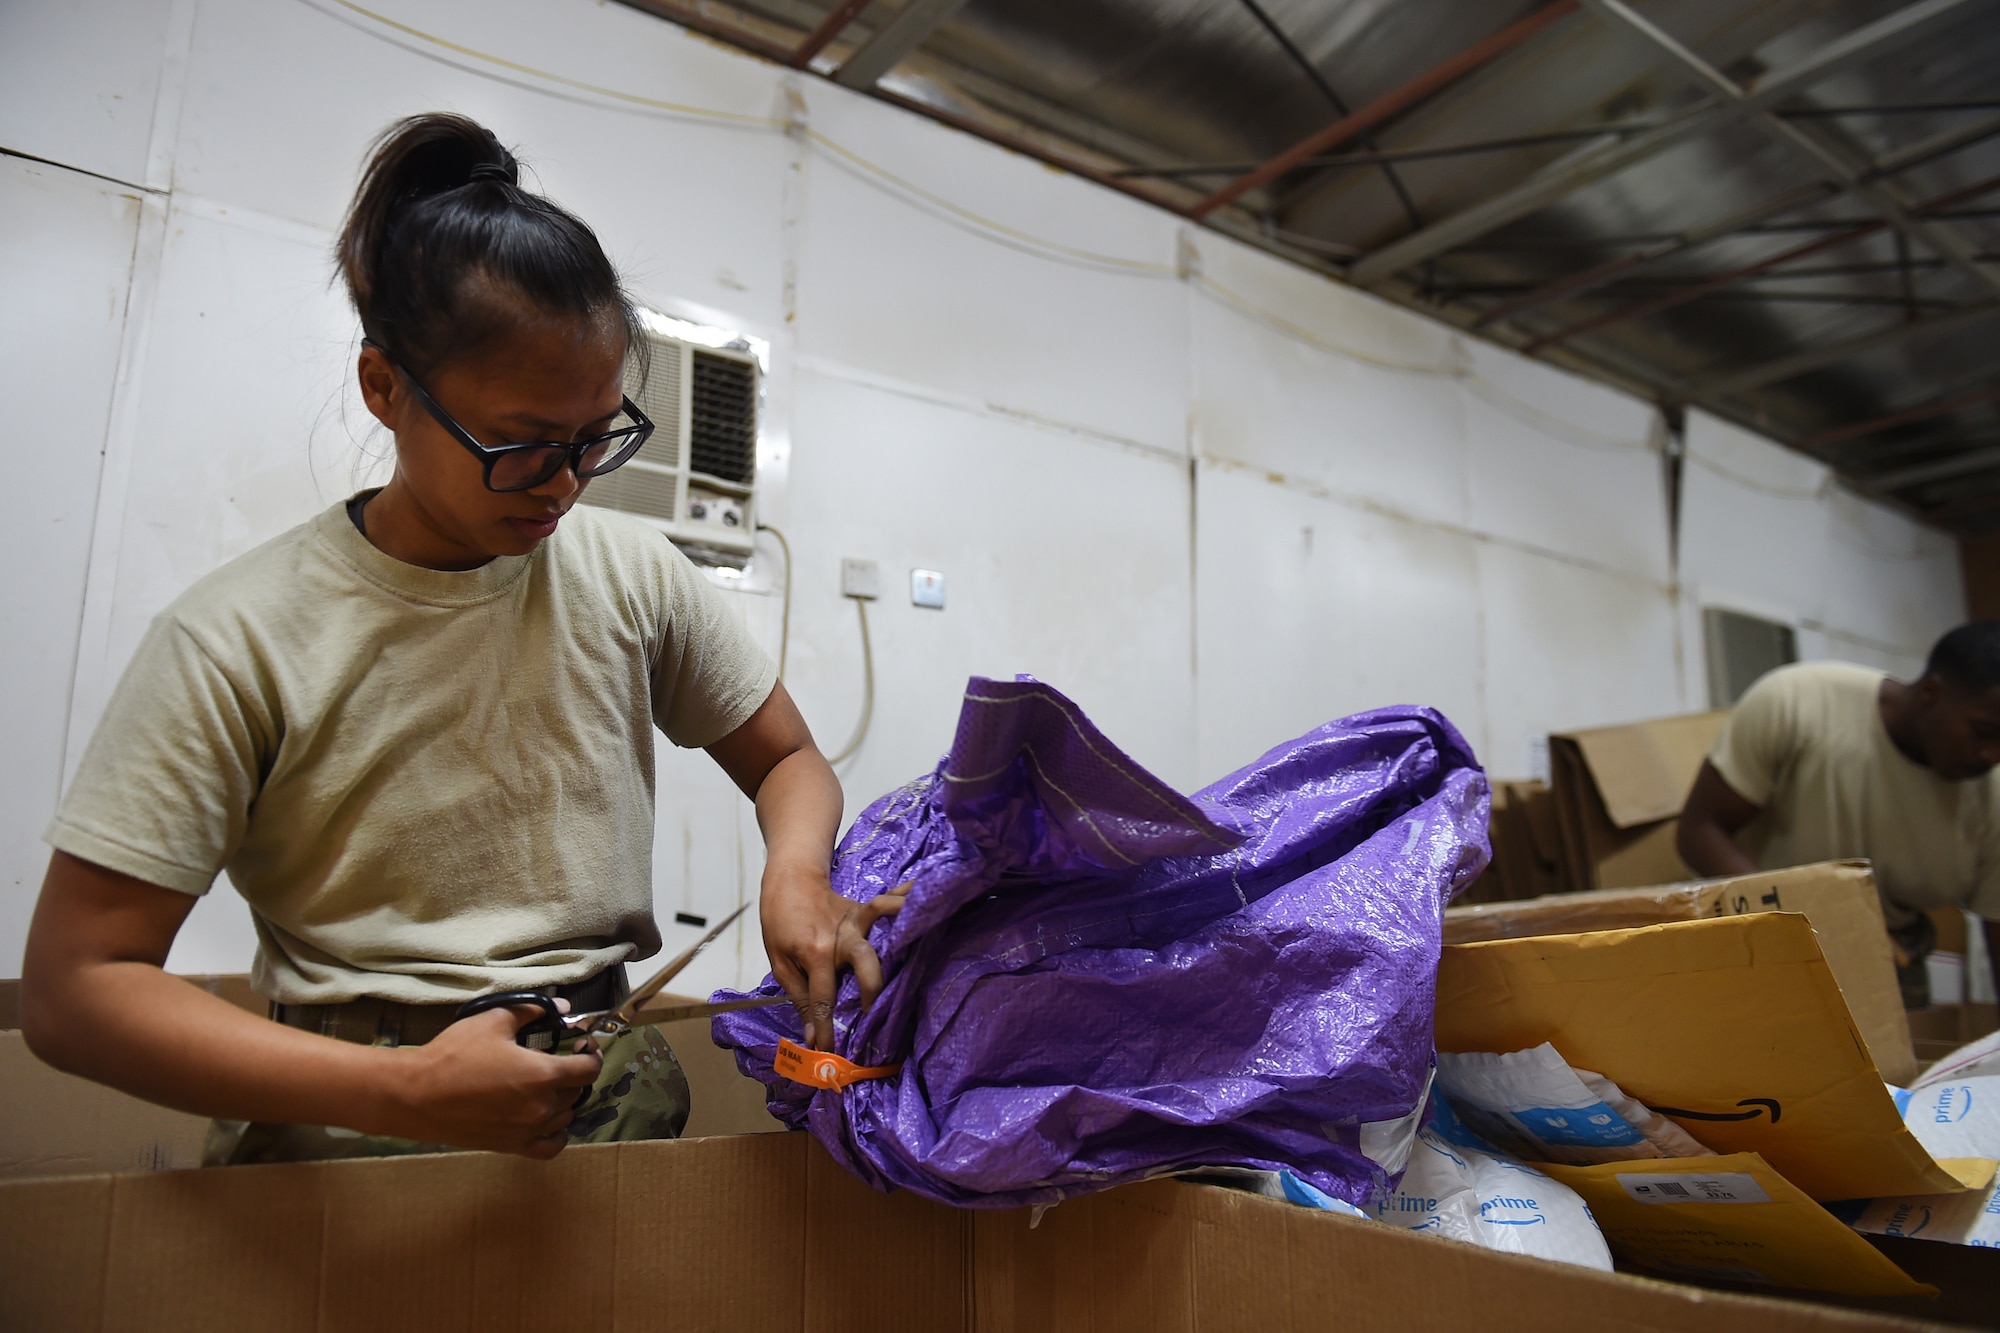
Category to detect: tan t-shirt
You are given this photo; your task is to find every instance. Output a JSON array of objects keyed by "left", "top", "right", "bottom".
[
  {"left": 47, "top": 499, "right": 776, "bottom": 1005},
  {"left": 1708, "top": 661, "right": 2000, "bottom": 926}
]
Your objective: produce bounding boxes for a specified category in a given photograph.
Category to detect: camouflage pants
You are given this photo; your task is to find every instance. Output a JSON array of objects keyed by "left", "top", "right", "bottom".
[{"left": 203, "top": 1025, "right": 691, "bottom": 1166}]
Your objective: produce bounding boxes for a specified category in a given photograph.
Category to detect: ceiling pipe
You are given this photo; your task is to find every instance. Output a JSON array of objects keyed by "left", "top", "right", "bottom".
[
  {"left": 790, "top": 0, "right": 876, "bottom": 69},
  {"left": 1187, "top": 0, "right": 1580, "bottom": 221},
  {"left": 1799, "top": 383, "right": 2000, "bottom": 452}
]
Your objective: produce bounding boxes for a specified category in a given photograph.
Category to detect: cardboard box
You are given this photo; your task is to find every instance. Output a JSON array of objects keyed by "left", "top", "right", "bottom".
[
  {"left": 1443, "top": 861, "right": 1918, "bottom": 1086},
  {"left": 1908, "top": 1003, "right": 2000, "bottom": 1069},
  {"left": 0, "top": 972, "right": 263, "bottom": 1030},
  {"left": 0, "top": 1032, "right": 213, "bottom": 1178},
  {"left": 1436, "top": 912, "right": 2000, "bottom": 1306},
  {"left": 1437, "top": 912, "right": 1977, "bottom": 1203},
  {"left": 1547, "top": 709, "right": 1728, "bottom": 893},
  {"left": 0, "top": 1130, "right": 1968, "bottom": 1332},
  {"left": 1460, "top": 779, "right": 1566, "bottom": 906},
  {"left": 0, "top": 976, "right": 782, "bottom": 1180}
]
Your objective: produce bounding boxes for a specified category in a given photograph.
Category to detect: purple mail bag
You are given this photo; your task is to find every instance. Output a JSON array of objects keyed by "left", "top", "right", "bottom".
[{"left": 713, "top": 677, "right": 1489, "bottom": 1208}]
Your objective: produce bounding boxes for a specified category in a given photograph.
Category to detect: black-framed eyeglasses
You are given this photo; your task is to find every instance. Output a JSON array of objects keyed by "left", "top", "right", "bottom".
[{"left": 376, "top": 346, "right": 654, "bottom": 493}]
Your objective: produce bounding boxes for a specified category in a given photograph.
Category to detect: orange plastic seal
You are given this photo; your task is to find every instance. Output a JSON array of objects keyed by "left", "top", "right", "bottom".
[{"left": 774, "top": 1038, "right": 902, "bottom": 1090}]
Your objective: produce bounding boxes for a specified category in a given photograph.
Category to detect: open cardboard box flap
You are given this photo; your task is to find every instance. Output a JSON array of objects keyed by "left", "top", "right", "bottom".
[
  {"left": 1436, "top": 912, "right": 1975, "bottom": 1202},
  {"left": 1443, "top": 861, "right": 1917, "bottom": 1086},
  {"left": 1556, "top": 710, "right": 1729, "bottom": 829}
]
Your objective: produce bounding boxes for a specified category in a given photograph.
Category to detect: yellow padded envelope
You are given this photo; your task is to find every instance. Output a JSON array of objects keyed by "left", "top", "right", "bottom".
[
  {"left": 1535, "top": 1154, "right": 1935, "bottom": 1299},
  {"left": 1435, "top": 913, "right": 1981, "bottom": 1202}
]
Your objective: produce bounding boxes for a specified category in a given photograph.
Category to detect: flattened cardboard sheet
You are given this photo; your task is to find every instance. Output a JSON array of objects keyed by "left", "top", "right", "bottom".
[{"left": 1437, "top": 913, "right": 1968, "bottom": 1201}]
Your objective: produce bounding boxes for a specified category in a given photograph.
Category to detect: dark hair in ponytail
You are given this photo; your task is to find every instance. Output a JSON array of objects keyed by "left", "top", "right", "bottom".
[{"left": 336, "top": 113, "right": 642, "bottom": 377}]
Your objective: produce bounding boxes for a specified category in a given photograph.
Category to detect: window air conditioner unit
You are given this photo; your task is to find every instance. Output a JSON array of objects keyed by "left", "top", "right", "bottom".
[{"left": 582, "top": 326, "right": 759, "bottom": 559}]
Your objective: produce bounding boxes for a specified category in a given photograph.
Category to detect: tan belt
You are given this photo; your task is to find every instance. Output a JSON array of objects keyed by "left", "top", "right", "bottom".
[{"left": 270, "top": 968, "right": 629, "bottom": 1048}]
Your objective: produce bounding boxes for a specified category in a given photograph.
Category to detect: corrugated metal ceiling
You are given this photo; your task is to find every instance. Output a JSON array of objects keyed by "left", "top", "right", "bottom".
[{"left": 619, "top": 0, "right": 2000, "bottom": 534}]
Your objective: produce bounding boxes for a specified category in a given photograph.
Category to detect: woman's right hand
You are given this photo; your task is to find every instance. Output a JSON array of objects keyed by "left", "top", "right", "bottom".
[
  {"left": 384, "top": 1003, "right": 604, "bottom": 1158},
  {"left": 23, "top": 852, "right": 605, "bottom": 1159}
]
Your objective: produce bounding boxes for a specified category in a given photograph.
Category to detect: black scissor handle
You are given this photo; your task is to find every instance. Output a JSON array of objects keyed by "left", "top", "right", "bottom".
[{"left": 453, "top": 991, "right": 567, "bottom": 1052}]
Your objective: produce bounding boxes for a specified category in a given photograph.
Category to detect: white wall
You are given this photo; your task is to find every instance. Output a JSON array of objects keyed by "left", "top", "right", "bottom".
[
  {"left": 1681, "top": 411, "right": 1965, "bottom": 678},
  {"left": 0, "top": 0, "right": 1966, "bottom": 993}
]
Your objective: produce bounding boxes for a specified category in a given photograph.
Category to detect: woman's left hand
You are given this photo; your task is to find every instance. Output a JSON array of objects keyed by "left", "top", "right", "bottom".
[
  {"left": 761, "top": 868, "right": 907, "bottom": 1051},
  {"left": 709, "top": 681, "right": 897, "bottom": 1050}
]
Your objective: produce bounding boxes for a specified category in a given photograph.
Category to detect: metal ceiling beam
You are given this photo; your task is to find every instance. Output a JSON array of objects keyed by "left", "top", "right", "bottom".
[
  {"left": 1843, "top": 430, "right": 2000, "bottom": 468},
  {"left": 1233, "top": 0, "right": 1423, "bottom": 232},
  {"left": 1917, "top": 486, "right": 2000, "bottom": 526},
  {"left": 1468, "top": 184, "right": 1836, "bottom": 329},
  {"left": 1474, "top": 105, "right": 2000, "bottom": 331},
  {"left": 1704, "top": 299, "right": 2000, "bottom": 396},
  {"left": 1580, "top": 0, "right": 2000, "bottom": 300},
  {"left": 1187, "top": 0, "right": 1580, "bottom": 221},
  {"left": 1523, "top": 170, "right": 2000, "bottom": 351},
  {"left": 1799, "top": 383, "right": 2000, "bottom": 451},
  {"left": 790, "top": 0, "right": 875, "bottom": 68},
  {"left": 615, "top": 0, "right": 797, "bottom": 62},
  {"left": 1528, "top": 219, "right": 1884, "bottom": 351},
  {"left": 833, "top": 0, "right": 967, "bottom": 89},
  {"left": 1347, "top": 0, "right": 1981, "bottom": 287},
  {"left": 1132, "top": 101, "right": 2000, "bottom": 184},
  {"left": 1783, "top": 101, "right": 2000, "bottom": 118},
  {"left": 1121, "top": 123, "right": 1666, "bottom": 180},
  {"left": 1863, "top": 443, "right": 2000, "bottom": 492},
  {"left": 1748, "top": 209, "right": 2000, "bottom": 231}
]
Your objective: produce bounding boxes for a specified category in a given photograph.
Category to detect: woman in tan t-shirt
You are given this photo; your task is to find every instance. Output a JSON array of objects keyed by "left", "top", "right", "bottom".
[{"left": 19, "top": 113, "right": 898, "bottom": 1161}]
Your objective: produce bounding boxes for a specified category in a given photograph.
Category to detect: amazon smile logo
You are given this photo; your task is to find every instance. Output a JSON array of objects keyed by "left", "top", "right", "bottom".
[
  {"left": 1646, "top": 1097, "right": 1781, "bottom": 1123},
  {"left": 1479, "top": 1195, "right": 1547, "bottom": 1226},
  {"left": 1931, "top": 1085, "right": 1974, "bottom": 1124}
]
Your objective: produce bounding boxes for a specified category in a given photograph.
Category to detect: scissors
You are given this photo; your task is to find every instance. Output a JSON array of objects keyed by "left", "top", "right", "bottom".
[{"left": 451, "top": 902, "right": 788, "bottom": 1054}]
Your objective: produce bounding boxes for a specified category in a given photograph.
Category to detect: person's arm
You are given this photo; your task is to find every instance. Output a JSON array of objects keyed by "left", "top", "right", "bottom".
[
  {"left": 706, "top": 681, "right": 904, "bottom": 1050},
  {"left": 20, "top": 852, "right": 602, "bottom": 1157},
  {"left": 1675, "top": 761, "right": 1764, "bottom": 879}
]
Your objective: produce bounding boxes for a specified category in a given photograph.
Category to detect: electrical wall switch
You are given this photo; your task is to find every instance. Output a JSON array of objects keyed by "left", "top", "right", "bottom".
[
  {"left": 841, "top": 557, "right": 880, "bottom": 600},
  {"left": 911, "top": 569, "right": 946, "bottom": 609}
]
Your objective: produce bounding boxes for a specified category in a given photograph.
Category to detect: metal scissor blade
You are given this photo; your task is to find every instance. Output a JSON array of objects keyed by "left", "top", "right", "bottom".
[
  {"left": 612, "top": 901, "right": 755, "bottom": 1025},
  {"left": 622, "top": 994, "right": 793, "bottom": 1026}
]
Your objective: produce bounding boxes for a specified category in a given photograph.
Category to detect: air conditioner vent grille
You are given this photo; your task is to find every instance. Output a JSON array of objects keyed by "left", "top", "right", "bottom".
[
  {"left": 690, "top": 349, "right": 757, "bottom": 485},
  {"left": 580, "top": 459, "right": 678, "bottom": 522},
  {"left": 583, "top": 322, "right": 759, "bottom": 558},
  {"left": 628, "top": 344, "right": 683, "bottom": 472}
]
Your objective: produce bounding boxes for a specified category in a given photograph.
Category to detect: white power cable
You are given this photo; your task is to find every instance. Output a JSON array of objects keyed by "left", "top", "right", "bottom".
[
  {"left": 826, "top": 597, "right": 874, "bottom": 764},
  {"left": 756, "top": 524, "right": 793, "bottom": 679}
]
